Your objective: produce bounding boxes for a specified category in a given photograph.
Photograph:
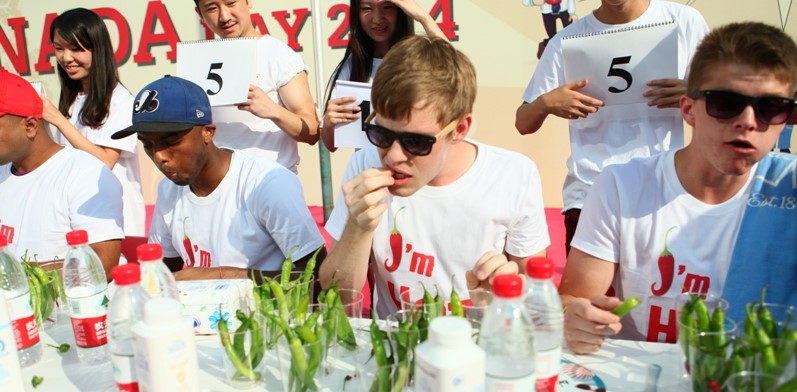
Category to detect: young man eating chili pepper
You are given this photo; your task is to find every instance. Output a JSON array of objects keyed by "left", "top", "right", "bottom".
[
  {"left": 112, "top": 75, "right": 325, "bottom": 280},
  {"left": 319, "top": 36, "right": 550, "bottom": 318},
  {"left": 559, "top": 22, "right": 797, "bottom": 354}
]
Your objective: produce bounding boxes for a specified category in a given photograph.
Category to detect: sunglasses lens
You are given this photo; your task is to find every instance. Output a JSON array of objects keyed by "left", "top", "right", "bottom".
[
  {"left": 705, "top": 91, "right": 747, "bottom": 119},
  {"left": 364, "top": 124, "right": 395, "bottom": 148},
  {"left": 756, "top": 97, "right": 794, "bottom": 124},
  {"left": 399, "top": 134, "right": 434, "bottom": 156}
]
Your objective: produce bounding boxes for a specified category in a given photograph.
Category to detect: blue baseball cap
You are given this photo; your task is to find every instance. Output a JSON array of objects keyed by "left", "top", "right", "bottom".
[{"left": 112, "top": 75, "right": 211, "bottom": 139}]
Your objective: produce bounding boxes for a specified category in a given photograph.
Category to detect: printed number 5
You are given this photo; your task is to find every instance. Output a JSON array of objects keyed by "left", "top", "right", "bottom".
[
  {"left": 206, "top": 62, "right": 223, "bottom": 95},
  {"left": 607, "top": 56, "right": 632, "bottom": 93}
]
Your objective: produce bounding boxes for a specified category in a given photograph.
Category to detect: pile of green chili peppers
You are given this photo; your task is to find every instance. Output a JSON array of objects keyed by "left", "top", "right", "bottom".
[
  {"left": 21, "top": 254, "right": 65, "bottom": 327},
  {"left": 680, "top": 289, "right": 797, "bottom": 392},
  {"left": 367, "top": 283, "right": 468, "bottom": 392}
]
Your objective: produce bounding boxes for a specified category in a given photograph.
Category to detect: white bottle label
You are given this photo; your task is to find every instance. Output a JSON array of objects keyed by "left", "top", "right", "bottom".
[
  {"left": 111, "top": 353, "right": 139, "bottom": 391},
  {"left": 67, "top": 289, "right": 108, "bottom": 348},
  {"left": 535, "top": 347, "right": 562, "bottom": 392},
  {"left": 7, "top": 293, "right": 39, "bottom": 350},
  {"left": 485, "top": 372, "right": 536, "bottom": 392}
]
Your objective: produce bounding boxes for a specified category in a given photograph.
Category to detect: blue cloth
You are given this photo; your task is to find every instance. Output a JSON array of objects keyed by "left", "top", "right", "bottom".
[
  {"left": 778, "top": 125, "right": 793, "bottom": 150},
  {"left": 723, "top": 153, "right": 797, "bottom": 322}
]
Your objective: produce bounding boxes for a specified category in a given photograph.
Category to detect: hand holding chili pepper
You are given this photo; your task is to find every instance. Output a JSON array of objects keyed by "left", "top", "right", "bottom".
[
  {"left": 562, "top": 296, "right": 623, "bottom": 354},
  {"left": 465, "top": 251, "right": 518, "bottom": 290},
  {"left": 341, "top": 168, "right": 394, "bottom": 233}
]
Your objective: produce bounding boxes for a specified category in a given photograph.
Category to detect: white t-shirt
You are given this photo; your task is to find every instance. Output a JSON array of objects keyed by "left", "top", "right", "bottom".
[
  {"left": 325, "top": 142, "right": 551, "bottom": 317},
  {"left": 148, "top": 150, "right": 325, "bottom": 271},
  {"left": 55, "top": 84, "right": 146, "bottom": 237},
  {"left": 522, "top": 0, "right": 708, "bottom": 211},
  {"left": 571, "top": 150, "right": 754, "bottom": 343},
  {"left": 211, "top": 35, "right": 309, "bottom": 173},
  {"left": 0, "top": 148, "right": 124, "bottom": 261},
  {"left": 335, "top": 56, "right": 382, "bottom": 83}
]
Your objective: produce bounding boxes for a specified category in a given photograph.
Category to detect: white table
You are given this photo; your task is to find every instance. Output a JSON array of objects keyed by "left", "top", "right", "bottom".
[{"left": 22, "top": 319, "right": 690, "bottom": 391}]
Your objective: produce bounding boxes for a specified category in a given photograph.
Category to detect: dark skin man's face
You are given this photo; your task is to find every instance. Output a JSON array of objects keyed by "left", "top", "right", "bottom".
[{"left": 138, "top": 125, "right": 212, "bottom": 187}]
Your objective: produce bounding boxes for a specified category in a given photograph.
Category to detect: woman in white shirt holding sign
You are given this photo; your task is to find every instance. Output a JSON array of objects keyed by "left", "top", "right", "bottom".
[
  {"left": 320, "top": 0, "right": 446, "bottom": 151},
  {"left": 41, "top": 8, "right": 146, "bottom": 238}
]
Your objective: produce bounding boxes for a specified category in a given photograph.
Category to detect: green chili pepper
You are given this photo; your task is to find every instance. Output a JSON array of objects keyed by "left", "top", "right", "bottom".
[
  {"left": 611, "top": 296, "right": 641, "bottom": 318},
  {"left": 744, "top": 303, "right": 759, "bottom": 337},
  {"left": 334, "top": 293, "right": 357, "bottom": 351},
  {"left": 369, "top": 310, "right": 390, "bottom": 392},
  {"left": 248, "top": 313, "right": 265, "bottom": 369},
  {"left": 679, "top": 300, "right": 695, "bottom": 357},
  {"left": 281, "top": 250, "right": 294, "bottom": 287},
  {"left": 433, "top": 288, "right": 444, "bottom": 318},
  {"left": 269, "top": 279, "right": 290, "bottom": 324},
  {"left": 758, "top": 288, "right": 777, "bottom": 339},
  {"left": 419, "top": 282, "right": 435, "bottom": 316},
  {"left": 302, "top": 246, "right": 323, "bottom": 285},
  {"left": 449, "top": 276, "right": 464, "bottom": 317},
  {"left": 693, "top": 297, "right": 711, "bottom": 332},
  {"left": 391, "top": 362, "right": 409, "bottom": 392},
  {"left": 756, "top": 328, "right": 777, "bottom": 374},
  {"left": 710, "top": 306, "right": 726, "bottom": 349},
  {"left": 218, "top": 310, "right": 260, "bottom": 381},
  {"left": 46, "top": 343, "right": 70, "bottom": 353},
  {"left": 777, "top": 374, "right": 797, "bottom": 392},
  {"left": 31, "top": 375, "right": 44, "bottom": 388}
]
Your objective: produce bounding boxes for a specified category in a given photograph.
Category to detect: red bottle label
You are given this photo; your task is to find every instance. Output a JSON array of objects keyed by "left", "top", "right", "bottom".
[{"left": 70, "top": 315, "right": 108, "bottom": 347}]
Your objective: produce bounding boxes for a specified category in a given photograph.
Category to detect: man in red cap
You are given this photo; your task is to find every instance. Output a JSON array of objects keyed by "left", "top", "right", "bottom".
[{"left": 0, "top": 69, "right": 123, "bottom": 277}]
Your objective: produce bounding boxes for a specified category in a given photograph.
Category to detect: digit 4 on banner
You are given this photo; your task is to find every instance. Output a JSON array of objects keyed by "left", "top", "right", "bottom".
[
  {"left": 561, "top": 21, "right": 677, "bottom": 106},
  {"left": 176, "top": 37, "right": 257, "bottom": 106}
]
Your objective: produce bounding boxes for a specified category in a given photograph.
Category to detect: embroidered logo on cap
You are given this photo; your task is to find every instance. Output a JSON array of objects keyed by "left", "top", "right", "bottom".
[{"left": 133, "top": 90, "right": 159, "bottom": 114}]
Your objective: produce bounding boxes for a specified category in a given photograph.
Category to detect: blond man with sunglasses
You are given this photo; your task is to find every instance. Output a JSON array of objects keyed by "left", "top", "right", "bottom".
[
  {"left": 319, "top": 36, "right": 550, "bottom": 318},
  {"left": 559, "top": 22, "right": 797, "bottom": 354}
]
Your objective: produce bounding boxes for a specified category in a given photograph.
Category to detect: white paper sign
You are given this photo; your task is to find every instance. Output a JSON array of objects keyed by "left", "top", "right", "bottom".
[
  {"left": 333, "top": 80, "right": 372, "bottom": 149},
  {"left": 176, "top": 37, "right": 256, "bottom": 106},
  {"left": 562, "top": 21, "right": 678, "bottom": 106}
]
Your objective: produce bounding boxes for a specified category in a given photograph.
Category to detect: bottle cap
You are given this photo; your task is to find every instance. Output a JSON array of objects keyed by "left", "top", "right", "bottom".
[
  {"left": 0, "top": 235, "right": 6, "bottom": 247},
  {"left": 66, "top": 230, "right": 89, "bottom": 246},
  {"left": 526, "top": 257, "right": 555, "bottom": 279},
  {"left": 492, "top": 274, "right": 523, "bottom": 298},
  {"left": 145, "top": 298, "right": 183, "bottom": 325},
  {"left": 429, "top": 316, "right": 471, "bottom": 346},
  {"left": 112, "top": 263, "right": 141, "bottom": 285},
  {"left": 137, "top": 243, "right": 163, "bottom": 262}
]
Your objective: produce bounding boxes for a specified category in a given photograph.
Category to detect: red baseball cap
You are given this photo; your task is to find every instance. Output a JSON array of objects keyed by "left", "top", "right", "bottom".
[{"left": 0, "top": 68, "right": 43, "bottom": 119}]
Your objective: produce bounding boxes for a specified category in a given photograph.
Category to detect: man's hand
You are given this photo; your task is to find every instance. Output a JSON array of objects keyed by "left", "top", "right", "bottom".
[
  {"left": 237, "top": 85, "right": 279, "bottom": 119},
  {"left": 564, "top": 296, "right": 623, "bottom": 354},
  {"left": 173, "top": 267, "right": 216, "bottom": 281},
  {"left": 342, "top": 168, "right": 394, "bottom": 233},
  {"left": 644, "top": 78, "right": 687, "bottom": 109},
  {"left": 540, "top": 80, "right": 604, "bottom": 120},
  {"left": 465, "top": 251, "right": 519, "bottom": 290}
]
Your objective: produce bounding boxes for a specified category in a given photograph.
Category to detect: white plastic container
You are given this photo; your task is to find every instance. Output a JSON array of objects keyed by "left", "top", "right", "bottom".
[
  {"left": 63, "top": 229, "right": 110, "bottom": 365},
  {"left": 131, "top": 298, "right": 199, "bottom": 392},
  {"left": 415, "top": 316, "right": 486, "bottom": 392},
  {"left": 108, "top": 264, "right": 150, "bottom": 392},
  {"left": 0, "top": 290, "right": 25, "bottom": 391},
  {"left": 136, "top": 243, "right": 179, "bottom": 300},
  {"left": 524, "top": 257, "right": 563, "bottom": 392}
]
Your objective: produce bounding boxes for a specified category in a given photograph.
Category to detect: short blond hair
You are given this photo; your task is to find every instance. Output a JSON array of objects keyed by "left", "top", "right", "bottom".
[{"left": 371, "top": 36, "right": 477, "bottom": 126}]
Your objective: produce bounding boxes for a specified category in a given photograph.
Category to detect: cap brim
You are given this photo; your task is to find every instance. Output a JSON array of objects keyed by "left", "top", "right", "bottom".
[{"left": 111, "top": 122, "right": 197, "bottom": 139}]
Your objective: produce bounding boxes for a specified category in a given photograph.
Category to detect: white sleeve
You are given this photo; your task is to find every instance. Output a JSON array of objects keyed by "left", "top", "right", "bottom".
[
  {"left": 570, "top": 168, "right": 622, "bottom": 263},
  {"left": 253, "top": 169, "right": 325, "bottom": 262},
  {"left": 505, "top": 161, "right": 551, "bottom": 257},
  {"left": 267, "top": 38, "right": 309, "bottom": 88},
  {"left": 521, "top": 36, "right": 566, "bottom": 103},
  {"left": 90, "top": 85, "right": 137, "bottom": 155},
  {"left": 68, "top": 165, "right": 125, "bottom": 243},
  {"left": 324, "top": 148, "right": 375, "bottom": 240}
]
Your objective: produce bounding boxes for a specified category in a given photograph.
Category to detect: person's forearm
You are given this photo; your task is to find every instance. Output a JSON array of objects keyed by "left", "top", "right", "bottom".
[
  {"left": 318, "top": 222, "right": 373, "bottom": 291},
  {"left": 268, "top": 104, "right": 320, "bottom": 145},
  {"left": 515, "top": 99, "right": 549, "bottom": 135},
  {"left": 51, "top": 117, "right": 119, "bottom": 169},
  {"left": 418, "top": 14, "right": 446, "bottom": 39},
  {"left": 320, "top": 120, "right": 337, "bottom": 152}
]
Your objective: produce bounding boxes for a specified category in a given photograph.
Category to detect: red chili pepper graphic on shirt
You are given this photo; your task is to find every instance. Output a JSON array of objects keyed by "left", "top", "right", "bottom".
[
  {"left": 384, "top": 207, "right": 406, "bottom": 272},
  {"left": 650, "top": 226, "right": 677, "bottom": 296},
  {"left": 183, "top": 216, "right": 196, "bottom": 267}
]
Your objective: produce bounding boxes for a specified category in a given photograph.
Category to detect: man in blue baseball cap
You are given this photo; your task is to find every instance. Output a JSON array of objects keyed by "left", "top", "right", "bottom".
[{"left": 113, "top": 76, "right": 325, "bottom": 280}]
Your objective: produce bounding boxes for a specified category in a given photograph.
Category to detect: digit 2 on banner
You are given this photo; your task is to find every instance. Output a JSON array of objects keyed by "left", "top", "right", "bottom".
[
  {"left": 176, "top": 37, "right": 256, "bottom": 106},
  {"left": 333, "top": 80, "right": 372, "bottom": 149},
  {"left": 561, "top": 21, "right": 677, "bottom": 106}
]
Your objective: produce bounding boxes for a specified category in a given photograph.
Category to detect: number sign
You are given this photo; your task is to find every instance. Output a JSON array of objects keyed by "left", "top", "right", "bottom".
[
  {"left": 176, "top": 38, "right": 256, "bottom": 106},
  {"left": 562, "top": 22, "right": 678, "bottom": 106}
]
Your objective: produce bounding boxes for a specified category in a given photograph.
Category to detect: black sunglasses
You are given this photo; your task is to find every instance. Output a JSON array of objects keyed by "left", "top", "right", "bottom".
[
  {"left": 691, "top": 90, "right": 796, "bottom": 125},
  {"left": 361, "top": 113, "right": 458, "bottom": 156}
]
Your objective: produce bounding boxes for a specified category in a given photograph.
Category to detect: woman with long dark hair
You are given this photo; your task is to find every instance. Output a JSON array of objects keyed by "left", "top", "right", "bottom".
[
  {"left": 42, "top": 8, "right": 145, "bottom": 238},
  {"left": 320, "top": 0, "right": 445, "bottom": 151}
]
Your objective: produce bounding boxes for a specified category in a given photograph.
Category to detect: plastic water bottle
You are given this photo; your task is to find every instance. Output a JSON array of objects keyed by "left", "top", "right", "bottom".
[
  {"left": 0, "top": 236, "right": 42, "bottom": 367},
  {"left": 108, "top": 263, "right": 150, "bottom": 392},
  {"left": 524, "top": 257, "right": 563, "bottom": 392},
  {"left": 131, "top": 298, "right": 200, "bottom": 392},
  {"left": 63, "top": 229, "right": 111, "bottom": 365},
  {"left": 136, "top": 243, "right": 178, "bottom": 300},
  {"left": 415, "top": 316, "right": 486, "bottom": 391},
  {"left": 479, "top": 274, "right": 536, "bottom": 391},
  {"left": 0, "top": 290, "right": 25, "bottom": 390}
]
